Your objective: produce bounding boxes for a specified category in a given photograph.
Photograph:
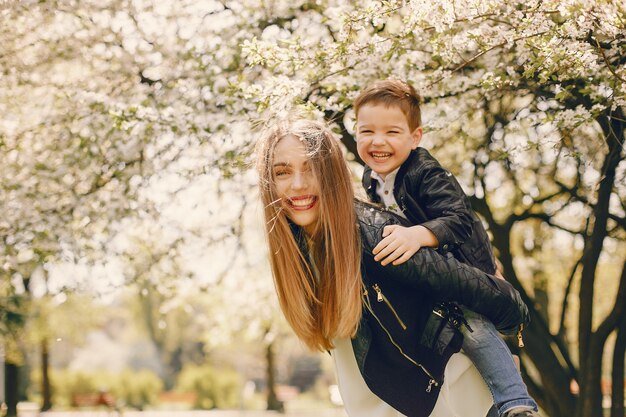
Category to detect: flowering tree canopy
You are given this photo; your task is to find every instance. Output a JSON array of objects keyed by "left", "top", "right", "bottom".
[
  {"left": 1, "top": 1, "right": 624, "bottom": 417},
  {"left": 240, "top": 3, "right": 625, "bottom": 416}
]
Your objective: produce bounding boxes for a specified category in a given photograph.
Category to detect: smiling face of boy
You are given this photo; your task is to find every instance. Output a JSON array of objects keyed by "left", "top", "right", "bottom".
[{"left": 356, "top": 103, "right": 423, "bottom": 180}]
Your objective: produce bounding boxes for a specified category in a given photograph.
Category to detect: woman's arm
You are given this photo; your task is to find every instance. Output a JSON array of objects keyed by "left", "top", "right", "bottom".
[
  {"left": 364, "top": 248, "right": 527, "bottom": 334},
  {"left": 358, "top": 210, "right": 528, "bottom": 333}
]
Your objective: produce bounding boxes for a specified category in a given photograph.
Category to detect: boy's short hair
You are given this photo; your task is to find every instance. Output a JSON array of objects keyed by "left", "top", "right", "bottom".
[{"left": 354, "top": 79, "right": 422, "bottom": 131}]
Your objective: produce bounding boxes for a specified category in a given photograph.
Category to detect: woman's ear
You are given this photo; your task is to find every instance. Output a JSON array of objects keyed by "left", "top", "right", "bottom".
[{"left": 411, "top": 127, "right": 423, "bottom": 149}]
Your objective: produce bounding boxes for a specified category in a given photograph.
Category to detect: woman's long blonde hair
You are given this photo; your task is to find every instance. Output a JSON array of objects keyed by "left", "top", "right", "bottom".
[{"left": 257, "top": 119, "right": 362, "bottom": 351}]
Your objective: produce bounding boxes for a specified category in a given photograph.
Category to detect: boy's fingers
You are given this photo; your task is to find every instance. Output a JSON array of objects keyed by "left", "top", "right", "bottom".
[
  {"left": 382, "top": 225, "right": 397, "bottom": 237},
  {"left": 373, "top": 233, "right": 397, "bottom": 255},
  {"left": 374, "top": 239, "right": 401, "bottom": 261},
  {"left": 373, "top": 238, "right": 389, "bottom": 255},
  {"left": 381, "top": 247, "right": 406, "bottom": 266},
  {"left": 375, "top": 244, "right": 395, "bottom": 261},
  {"left": 392, "top": 248, "right": 417, "bottom": 266},
  {"left": 376, "top": 229, "right": 403, "bottom": 254}
]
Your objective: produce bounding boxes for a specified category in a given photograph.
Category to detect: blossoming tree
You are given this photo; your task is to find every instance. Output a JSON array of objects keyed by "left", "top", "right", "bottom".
[
  {"left": 240, "top": 2, "right": 624, "bottom": 417},
  {"left": 1, "top": 1, "right": 624, "bottom": 417}
]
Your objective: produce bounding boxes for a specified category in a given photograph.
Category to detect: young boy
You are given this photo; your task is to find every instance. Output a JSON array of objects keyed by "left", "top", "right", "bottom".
[{"left": 354, "top": 79, "right": 541, "bottom": 417}]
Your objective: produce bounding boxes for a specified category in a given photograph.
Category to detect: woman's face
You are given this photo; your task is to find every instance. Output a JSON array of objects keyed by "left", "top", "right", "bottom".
[{"left": 272, "top": 134, "right": 321, "bottom": 235}]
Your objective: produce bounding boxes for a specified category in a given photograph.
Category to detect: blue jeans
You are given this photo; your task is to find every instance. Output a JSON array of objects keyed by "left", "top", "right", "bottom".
[{"left": 461, "top": 310, "right": 538, "bottom": 416}]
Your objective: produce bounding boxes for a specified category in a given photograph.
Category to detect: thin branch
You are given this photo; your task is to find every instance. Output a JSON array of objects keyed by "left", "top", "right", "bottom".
[
  {"left": 558, "top": 255, "right": 583, "bottom": 340},
  {"left": 609, "top": 213, "right": 626, "bottom": 231},
  {"left": 591, "top": 33, "right": 626, "bottom": 83},
  {"left": 511, "top": 212, "right": 584, "bottom": 235},
  {"left": 428, "top": 30, "right": 550, "bottom": 87}
]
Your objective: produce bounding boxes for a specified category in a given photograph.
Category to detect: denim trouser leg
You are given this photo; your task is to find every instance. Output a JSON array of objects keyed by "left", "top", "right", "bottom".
[{"left": 461, "top": 310, "right": 538, "bottom": 416}]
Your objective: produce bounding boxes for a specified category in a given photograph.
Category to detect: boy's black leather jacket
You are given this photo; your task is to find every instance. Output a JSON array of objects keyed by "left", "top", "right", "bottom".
[
  {"left": 362, "top": 148, "right": 497, "bottom": 274},
  {"left": 351, "top": 200, "right": 528, "bottom": 417}
]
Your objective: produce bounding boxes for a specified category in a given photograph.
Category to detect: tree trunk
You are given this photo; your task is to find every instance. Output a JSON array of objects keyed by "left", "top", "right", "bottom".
[
  {"left": 324, "top": 110, "right": 364, "bottom": 166},
  {"left": 41, "top": 338, "right": 52, "bottom": 411},
  {"left": 534, "top": 285, "right": 549, "bottom": 325},
  {"left": 139, "top": 285, "right": 178, "bottom": 389},
  {"left": 576, "top": 112, "right": 623, "bottom": 417},
  {"left": 502, "top": 267, "right": 577, "bottom": 417},
  {"left": 579, "top": 343, "right": 604, "bottom": 417},
  {"left": 475, "top": 209, "right": 577, "bottom": 417},
  {"left": 611, "top": 316, "right": 626, "bottom": 417},
  {"left": 611, "top": 314, "right": 626, "bottom": 417},
  {"left": 5, "top": 362, "right": 19, "bottom": 417},
  {"left": 558, "top": 258, "right": 581, "bottom": 344},
  {"left": 584, "top": 260, "right": 626, "bottom": 417},
  {"left": 265, "top": 340, "right": 283, "bottom": 412}
]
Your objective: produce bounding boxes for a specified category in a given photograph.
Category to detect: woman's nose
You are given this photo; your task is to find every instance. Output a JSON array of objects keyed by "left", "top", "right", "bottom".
[{"left": 291, "top": 171, "right": 308, "bottom": 189}]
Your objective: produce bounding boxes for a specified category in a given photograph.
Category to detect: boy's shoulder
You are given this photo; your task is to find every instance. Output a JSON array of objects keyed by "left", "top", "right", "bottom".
[{"left": 400, "top": 147, "right": 446, "bottom": 174}]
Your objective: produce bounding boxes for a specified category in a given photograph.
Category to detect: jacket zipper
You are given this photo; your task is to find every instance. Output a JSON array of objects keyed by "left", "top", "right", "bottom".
[
  {"left": 362, "top": 287, "right": 440, "bottom": 392},
  {"left": 517, "top": 323, "right": 525, "bottom": 348},
  {"left": 372, "top": 284, "right": 408, "bottom": 330}
]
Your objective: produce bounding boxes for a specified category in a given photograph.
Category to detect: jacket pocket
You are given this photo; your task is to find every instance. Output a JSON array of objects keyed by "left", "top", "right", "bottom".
[{"left": 419, "top": 302, "right": 465, "bottom": 356}]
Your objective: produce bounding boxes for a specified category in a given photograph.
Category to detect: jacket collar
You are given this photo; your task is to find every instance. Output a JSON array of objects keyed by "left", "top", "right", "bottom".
[{"left": 363, "top": 149, "right": 420, "bottom": 195}]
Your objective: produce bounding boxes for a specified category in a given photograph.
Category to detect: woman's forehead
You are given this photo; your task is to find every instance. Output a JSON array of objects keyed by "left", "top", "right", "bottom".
[{"left": 273, "top": 134, "right": 309, "bottom": 163}]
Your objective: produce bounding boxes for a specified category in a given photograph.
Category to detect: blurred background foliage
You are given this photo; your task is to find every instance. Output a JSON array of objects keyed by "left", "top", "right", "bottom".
[{"left": 0, "top": 1, "right": 625, "bottom": 417}]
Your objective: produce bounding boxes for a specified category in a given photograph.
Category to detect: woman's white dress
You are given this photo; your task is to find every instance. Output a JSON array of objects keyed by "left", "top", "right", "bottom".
[{"left": 332, "top": 338, "right": 493, "bottom": 417}]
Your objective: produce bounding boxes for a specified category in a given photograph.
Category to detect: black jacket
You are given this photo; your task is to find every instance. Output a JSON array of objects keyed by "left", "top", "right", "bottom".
[
  {"left": 362, "top": 148, "right": 497, "bottom": 274},
  {"left": 352, "top": 200, "right": 528, "bottom": 417}
]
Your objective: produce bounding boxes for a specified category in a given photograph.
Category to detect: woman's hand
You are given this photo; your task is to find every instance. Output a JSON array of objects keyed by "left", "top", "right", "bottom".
[{"left": 373, "top": 224, "right": 438, "bottom": 266}]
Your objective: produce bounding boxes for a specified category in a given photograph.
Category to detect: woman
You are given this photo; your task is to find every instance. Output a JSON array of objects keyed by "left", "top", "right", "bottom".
[{"left": 257, "top": 119, "right": 529, "bottom": 417}]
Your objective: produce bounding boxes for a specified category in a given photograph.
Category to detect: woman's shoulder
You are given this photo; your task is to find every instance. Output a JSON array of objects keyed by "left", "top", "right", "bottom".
[
  {"left": 354, "top": 199, "right": 389, "bottom": 224},
  {"left": 354, "top": 199, "right": 409, "bottom": 251},
  {"left": 354, "top": 199, "right": 408, "bottom": 225}
]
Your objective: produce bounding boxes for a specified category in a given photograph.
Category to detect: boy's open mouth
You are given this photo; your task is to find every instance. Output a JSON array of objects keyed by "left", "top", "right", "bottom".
[
  {"left": 370, "top": 151, "right": 392, "bottom": 161},
  {"left": 287, "top": 195, "right": 318, "bottom": 210}
]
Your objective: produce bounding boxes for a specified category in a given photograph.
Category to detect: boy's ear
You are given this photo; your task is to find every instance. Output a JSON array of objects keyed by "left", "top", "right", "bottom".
[{"left": 411, "top": 127, "right": 423, "bottom": 149}]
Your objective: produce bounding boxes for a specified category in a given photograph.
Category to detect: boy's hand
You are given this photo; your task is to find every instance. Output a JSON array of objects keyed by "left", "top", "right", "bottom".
[
  {"left": 494, "top": 258, "right": 506, "bottom": 280},
  {"left": 494, "top": 267, "right": 505, "bottom": 280},
  {"left": 373, "top": 225, "right": 438, "bottom": 266}
]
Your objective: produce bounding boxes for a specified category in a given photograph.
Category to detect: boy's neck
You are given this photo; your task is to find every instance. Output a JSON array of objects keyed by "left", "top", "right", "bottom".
[{"left": 371, "top": 166, "right": 401, "bottom": 184}]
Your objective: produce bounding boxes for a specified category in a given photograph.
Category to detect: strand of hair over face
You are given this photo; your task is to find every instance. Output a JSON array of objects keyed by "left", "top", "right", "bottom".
[{"left": 255, "top": 117, "right": 362, "bottom": 351}]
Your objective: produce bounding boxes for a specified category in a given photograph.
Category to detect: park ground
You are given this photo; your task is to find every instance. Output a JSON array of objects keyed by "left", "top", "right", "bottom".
[
  {"left": 13, "top": 400, "right": 347, "bottom": 417},
  {"left": 26, "top": 411, "right": 346, "bottom": 417}
]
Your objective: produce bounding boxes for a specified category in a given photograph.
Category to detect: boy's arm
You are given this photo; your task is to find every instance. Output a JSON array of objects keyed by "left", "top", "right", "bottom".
[
  {"left": 374, "top": 161, "right": 474, "bottom": 266},
  {"left": 413, "top": 161, "right": 475, "bottom": 250}
]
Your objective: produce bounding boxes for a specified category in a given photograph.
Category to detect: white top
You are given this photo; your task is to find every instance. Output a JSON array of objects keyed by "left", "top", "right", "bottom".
[
  {"left": 371, "top": 168, "right": 407, "bottom": 220},
  {"left": 332, "top": 338, "right": 492, "bottom": 417}
]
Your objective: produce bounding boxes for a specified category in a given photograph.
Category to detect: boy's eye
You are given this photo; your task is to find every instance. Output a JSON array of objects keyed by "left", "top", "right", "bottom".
[{"left": 388, "top": 130, "right": 400, "bottom": 134}]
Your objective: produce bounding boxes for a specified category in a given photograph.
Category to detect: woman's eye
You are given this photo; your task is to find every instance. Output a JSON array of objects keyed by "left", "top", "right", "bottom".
[{"left": 274, "top": 170, "right": 289, "bottom": 177}]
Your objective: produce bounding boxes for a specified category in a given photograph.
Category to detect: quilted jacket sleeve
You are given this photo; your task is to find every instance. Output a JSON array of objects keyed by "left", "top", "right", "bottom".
[
  {"left": 358, "top": 210, "right": 528, "bottom": 334},
  {"left": 409, "top": 160, "right": 474, "bottom": 249}
]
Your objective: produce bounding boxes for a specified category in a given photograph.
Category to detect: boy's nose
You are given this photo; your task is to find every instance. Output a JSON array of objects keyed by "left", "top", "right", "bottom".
[{"left": 372, "top": 135, "right": 386, "bottom": 145}]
